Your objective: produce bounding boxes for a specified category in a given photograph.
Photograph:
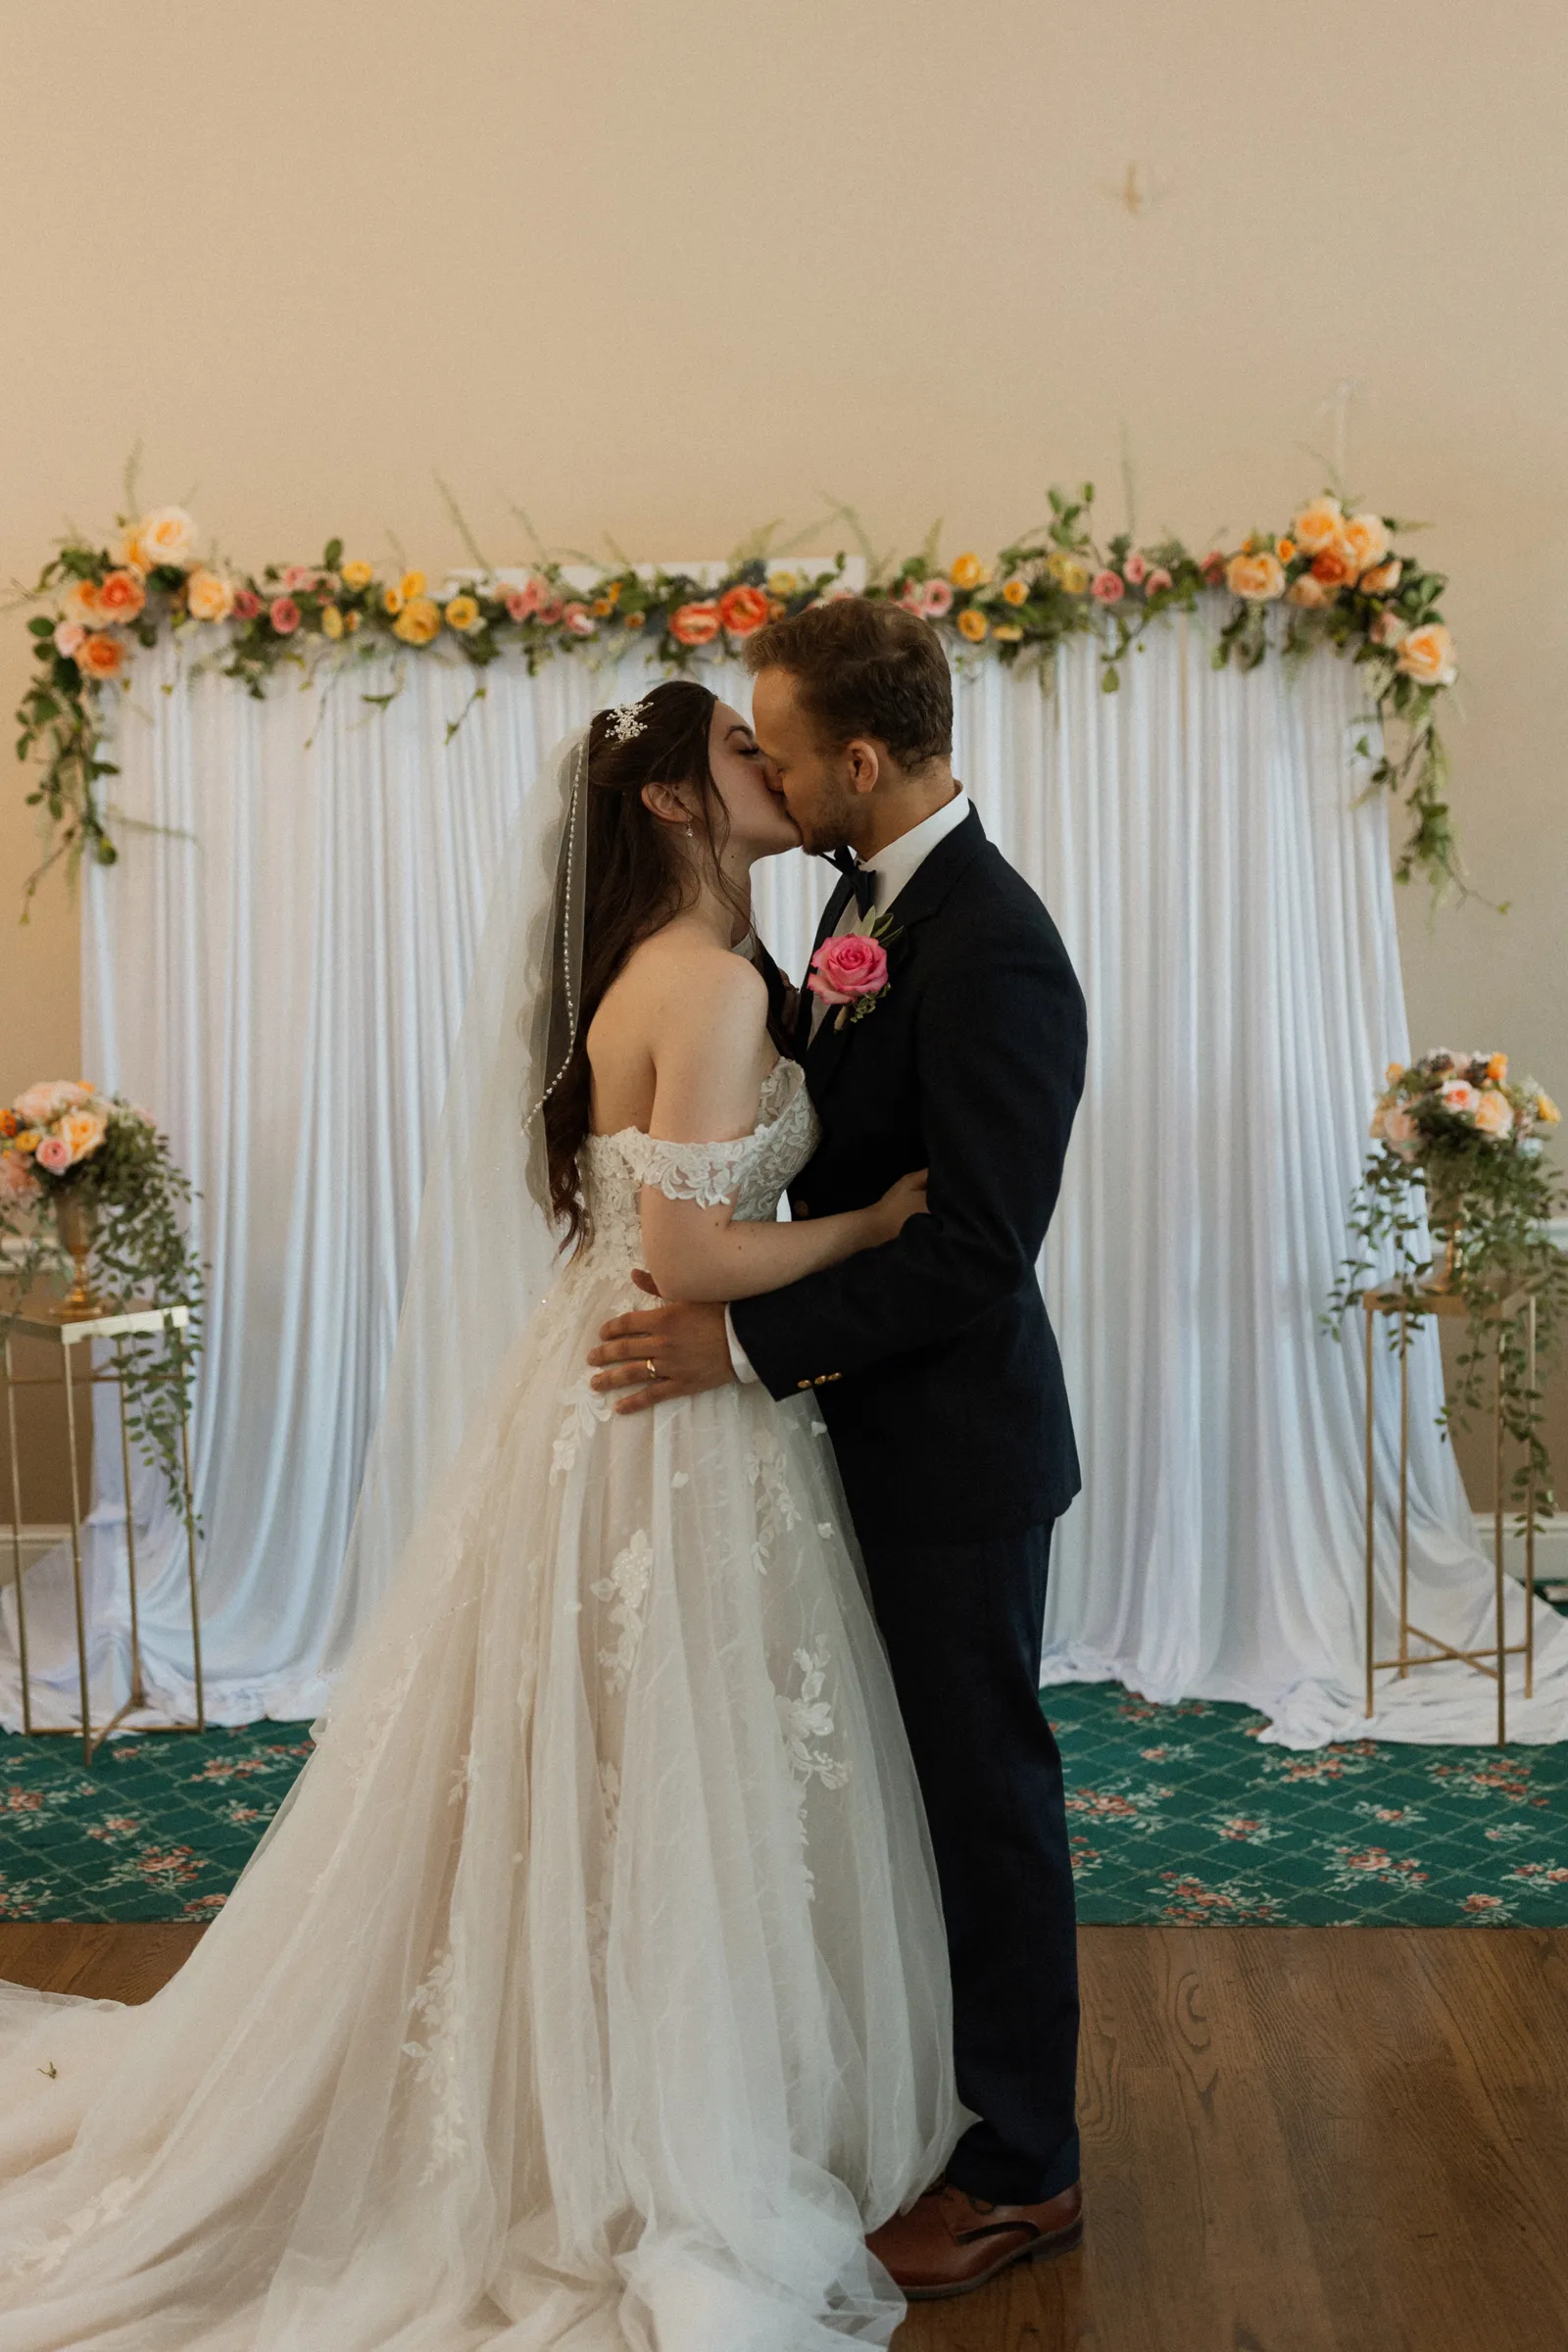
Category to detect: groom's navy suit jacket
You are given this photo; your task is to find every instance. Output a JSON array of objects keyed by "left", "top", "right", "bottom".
[{"left": 735, "top": 806, "right": 1086, "bottom": 1546}]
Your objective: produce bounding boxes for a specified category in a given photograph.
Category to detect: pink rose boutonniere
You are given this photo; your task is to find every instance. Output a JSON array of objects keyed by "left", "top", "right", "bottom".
[{"left": 807, "top": 923, "right": 900, "bottom": 1031}]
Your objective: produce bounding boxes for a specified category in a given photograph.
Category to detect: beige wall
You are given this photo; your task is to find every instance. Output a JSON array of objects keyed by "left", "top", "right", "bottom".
[{"left": 2, "top": 0, "right": 1563, "bottom": 1506}]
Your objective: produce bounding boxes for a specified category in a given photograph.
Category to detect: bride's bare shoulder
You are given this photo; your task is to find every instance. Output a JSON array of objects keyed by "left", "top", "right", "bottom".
[{"left": 608, "top": 928, "right": 767, "bottom": 1038}]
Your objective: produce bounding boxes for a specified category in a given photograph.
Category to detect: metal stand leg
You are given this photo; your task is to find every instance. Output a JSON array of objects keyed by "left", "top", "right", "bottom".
[
  {"left": 116, "top": 1341, "right": 146, "bottom": 1712},
  {"left": 1526, "top": 1298, "right": 1537, "bottom": 1701},
  {"left": 1494, "top": 1329, "right": 1506, "bottom": 1748},
  {"left": 3, "top": 1339, "right": 30, "bottom": 1735},
  {"left": 60, "top": 1342, "right": 92, "bottom": 1769},
  {"left": 180, "top": 1404, "right": 204, "bottom": 1732},
  {"left": 1397, "top": 1313, "right": 1410, "bottom": 1678},
  {"left": 1363, "top": 1301, "right": 1376, "bottom": 1719}
]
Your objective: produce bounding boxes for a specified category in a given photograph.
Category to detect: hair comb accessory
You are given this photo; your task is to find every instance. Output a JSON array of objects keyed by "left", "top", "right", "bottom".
[{"left": 606, "top": 699, "right": 649, "bottom": 745}]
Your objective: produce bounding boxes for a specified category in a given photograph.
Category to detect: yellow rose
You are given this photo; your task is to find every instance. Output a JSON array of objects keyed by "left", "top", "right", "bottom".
[
  {"left": 136, "top": 506, "right": 198, "bottom": 568},
  {"left": 993, "top": 622, "right": 1024, "bottom": 642},
  {"left": 1386, "top": 1062, "right": 1404, "bottom": 1084},
  {"left": 320, "top": 604, "right": 345, "bottom": 640},
  {"left": 1536, "top": 1092, "right": 1560, "bottom": 1124},
  {"left": 1395, "top": 622, "right": 1457, "bottom": 687},
  {"left": 1047, "top": 552, "right": 1090, "bottom": 595},
  {"left": 186, "top": 568, "right": 235, "bottom": 623},
  {"left": 1002, "top": 575, "right": 1030, "bottom": 606},
  {"left": 443, "top": 594, "right": 481, "bottom": 633},
  {"left": 950, "top": 553, "right": 985, "bottom": 591},
  {"left": 399, "top": 570, "right": 426, "bottom": 603},
  {"left": 1227, "top": 551, "right": 1287, "bottom": 602},
  {"left": 393, "top": 596, "right": 441, "bottom": 646},
  {"left": 1291, "top": 495, "right": 1344, "bottom": 555},
  {"left": 1342, "top": 513, "right": 1392, "bottom": 575},
  {"left": 340, "top": 561, "right": 374, "bottom": 591},
  {"left": 15, "top": 1129, "right": 40, "bottom": 1154},
  {"left": 766, "top": 569, "right": 800, "bottom": 596},
  {"left": 382, "top": 585, "right": 405, "bottom": 615},
  {"left": 956, "top": 608, "right": 989, "bottom": 642}
]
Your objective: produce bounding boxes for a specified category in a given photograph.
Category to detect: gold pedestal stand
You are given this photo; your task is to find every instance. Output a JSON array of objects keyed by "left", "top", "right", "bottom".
[
  {"left": 1361, "top": 1282, "right": 1537, "bottom": 1748},
  {"left": 2, "top": 1299, "right": 203, "bottom": 1766}
]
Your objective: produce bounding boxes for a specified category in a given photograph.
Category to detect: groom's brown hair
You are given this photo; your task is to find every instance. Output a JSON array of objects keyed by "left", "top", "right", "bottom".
[{"left": 743, "top": 597, "right": 952, "bottom": 770}]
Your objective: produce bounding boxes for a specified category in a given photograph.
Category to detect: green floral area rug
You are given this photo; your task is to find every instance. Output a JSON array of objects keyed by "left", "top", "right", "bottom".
[{"left": 1, "top": 1686, "right": 1566, "bottom": 1926}]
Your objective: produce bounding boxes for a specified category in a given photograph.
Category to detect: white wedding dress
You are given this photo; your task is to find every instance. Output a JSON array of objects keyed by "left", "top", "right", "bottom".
[{"left": 0, "top": 1057, "right": 958, "bottom": 2351}]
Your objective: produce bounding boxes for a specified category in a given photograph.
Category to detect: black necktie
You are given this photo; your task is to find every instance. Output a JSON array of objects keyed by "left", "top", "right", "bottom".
[{"left": 828, "top": 848, "right": 878, "bottom": 918}]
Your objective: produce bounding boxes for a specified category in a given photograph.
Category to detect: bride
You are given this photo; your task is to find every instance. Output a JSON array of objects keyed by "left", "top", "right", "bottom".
[{"left": 0, "top": 680, "right": 959, "bottom": 2350}]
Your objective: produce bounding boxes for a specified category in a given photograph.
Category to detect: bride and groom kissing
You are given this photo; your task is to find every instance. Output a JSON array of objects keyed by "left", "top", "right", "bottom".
[{"left": 0, "top": 597, "right": 1088, "bottom": 2348}]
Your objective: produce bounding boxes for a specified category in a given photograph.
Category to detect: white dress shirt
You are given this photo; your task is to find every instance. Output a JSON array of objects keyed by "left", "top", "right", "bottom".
[{"left": 726, "top": 786, "right": 969, "bottom": 1383}]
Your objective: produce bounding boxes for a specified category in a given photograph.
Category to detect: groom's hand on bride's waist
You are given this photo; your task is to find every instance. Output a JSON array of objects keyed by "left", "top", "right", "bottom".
[{"left": 588, "top": 1271, "right": 735, "bottom": 1415}]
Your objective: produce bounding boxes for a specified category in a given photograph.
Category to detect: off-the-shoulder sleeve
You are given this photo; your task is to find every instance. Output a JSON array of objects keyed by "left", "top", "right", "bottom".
[{"left": 620, "top": 1133, "right": 755, "bottom": 1210}]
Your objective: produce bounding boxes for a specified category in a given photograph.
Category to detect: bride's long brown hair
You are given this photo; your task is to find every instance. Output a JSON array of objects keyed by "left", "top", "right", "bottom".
[{"left": 544, "top": 680, "right": 746, "bottom": 1247}]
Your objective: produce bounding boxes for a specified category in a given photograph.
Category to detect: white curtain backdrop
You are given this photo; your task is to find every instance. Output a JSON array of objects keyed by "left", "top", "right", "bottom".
[{"left": 5, "top": 613, "right": 1565, "bottom": 1746}]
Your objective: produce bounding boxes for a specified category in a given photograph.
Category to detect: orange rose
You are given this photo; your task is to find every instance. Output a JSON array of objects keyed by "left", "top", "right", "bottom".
[
  {"left": 956, "top": 609, "right": 989, "bottom": 642},
  {"left": 0, "top": 1110, "right": 16, "bottom": 1138},
  {"left": 1396, "top": 622, "right": 1457, "bottom": 687},
  {"left": 1342, "top": 513, "right": 1392, "bottom": 575},
  {"left": 1359, "top": 559, "right": 1401, "bottom": 596},
  {"left": 1486, "top": 1052, "right": 1508, "bottom": 1083},
  {"left": 669, "top": 600, "right": 721, "bottom": 647},
  {"left": 1275, "top": 536, "right": 1297, "bottom": 564},
  {"left": 1291, "top": 495, "right": 1344, "bottom": 555},
  {"left": 1310, "top": 543, "right": 1359, "bottom": 589},
  {"left": 76, "top": 631, "right": 125, "bottom": 679},
  {"left": 1002, "top": 575, "right": 1030, "bottom": 606},
  {"left": 717, "top": 583, "right": 771, "bottom": 637},
  {"left": 1226, "top": 552, "right": 1286, "bottom": 602},
  {"left": 63, "top": 577, "right": 104, "bottom": 629},
  {"left": 950, "top": 553, "right": 985, "bottom": 590},
  {"left": 96, "top": 568, "right": 145, "bottom": 622}
]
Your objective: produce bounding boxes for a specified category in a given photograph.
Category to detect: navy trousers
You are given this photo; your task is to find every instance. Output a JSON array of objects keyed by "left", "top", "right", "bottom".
[{"left": 856, "top": 1519, "right": 1080, "bottom": 2204}]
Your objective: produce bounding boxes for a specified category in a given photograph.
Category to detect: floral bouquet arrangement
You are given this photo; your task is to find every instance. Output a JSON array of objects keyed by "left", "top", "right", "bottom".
[
  {"left": 1, "top": 1080, "right": 204, "bottom": 1525},
  {"left": 1329, "top": 1050, "right": 1566, "bottom": 1518}
]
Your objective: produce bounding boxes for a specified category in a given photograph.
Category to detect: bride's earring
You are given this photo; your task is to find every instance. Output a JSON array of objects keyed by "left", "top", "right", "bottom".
[{"left": 684, "top": 819, "right": 694, "bottom": 838}]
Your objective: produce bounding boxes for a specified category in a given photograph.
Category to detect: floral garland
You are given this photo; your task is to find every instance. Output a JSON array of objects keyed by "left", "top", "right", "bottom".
[{"left": 15, "top": 483, "right": 1463, "bottom": 908}]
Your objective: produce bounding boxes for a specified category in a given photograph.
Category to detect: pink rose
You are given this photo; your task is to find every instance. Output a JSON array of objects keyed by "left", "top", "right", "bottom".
[
  {"left": 919, "top": 579, "right": 955, "bottom": 618},
  {"left": 562, "top": 601, "right": 597, "bottom": 637},
  {"left": 53, "top": 619, "right": 86, "bottom": 658},
  {"left": 270, "top": 597, "right": 301, "bottom": 635},
  {"left": 1144, "top": 566, "right": 1173, "bottom": 594},
  {"left": 1440, "top": 1080, "right": 1480, "bottom": 1117},
  {"left": 1370, "top": 608, "right": 1408, "bottom": 648},
  {"left": 282, "top": 565, "right": 318, "bottom": 593},
  {"left": 808, "top": 932, "right": 889, "bottom": 1006},
  {"left": 232, "top": 588, "right": 262, "bottom": 620},
  {"left": 505, "top": 577, "right": 550, "bottom": 622},
  {"left": 0, "top": 1152, "right": 39, "bottom": 1203},
  {"left": 34, "top": 1134, "right": 72, "bottom": 1174},
  {"left": 1123, "top": 551, "right": 1149, "bottom": 585},
  {"left": 1091, "top": 569, "right": 1125, "bottom": 604}
]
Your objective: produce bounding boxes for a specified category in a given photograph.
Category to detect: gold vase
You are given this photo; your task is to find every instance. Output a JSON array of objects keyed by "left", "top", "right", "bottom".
[
  {"left": 53, "top": 1190, "right": 100, "bottom": 1318},
  {"left": 1425, "top": 1191, "right": 1463, "bottom": 1294}
]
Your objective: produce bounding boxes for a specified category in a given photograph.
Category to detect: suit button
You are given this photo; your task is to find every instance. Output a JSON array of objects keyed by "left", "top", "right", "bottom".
[
  {"left": 794, "top": 1200, "right": 809, "bottom": 1219},
  {"left": 796, "top": 1379, "right": 811, "bottom": 1392}
]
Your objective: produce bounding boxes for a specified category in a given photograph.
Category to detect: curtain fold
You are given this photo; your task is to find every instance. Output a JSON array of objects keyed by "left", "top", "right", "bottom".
[{"left": 3, "top": 615, "right": 1562, "bottom": 1746}]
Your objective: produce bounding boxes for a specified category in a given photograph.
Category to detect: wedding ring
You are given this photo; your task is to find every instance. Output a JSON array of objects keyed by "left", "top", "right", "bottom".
[{"left": 645, "top": 1358, "right": 659, "bottom": 1381}]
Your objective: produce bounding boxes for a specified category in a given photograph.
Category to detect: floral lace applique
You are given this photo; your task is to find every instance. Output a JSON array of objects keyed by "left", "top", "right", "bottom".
[
  {"left": 551, "top": 1373, "right": 612, "bottom": 1484},
  {"left": 746, "top": 1425, "right": 802, "bottom": 1574},
  {"left": 590, "top": 1529, "right": 655, "bottom": 1693},
  {"left": 777, "top": 1645, "right": 851, "bottom": 1792},
  {"left": 0, "top": 2174, "right": 138, "bottom": 2281},
  {"left": 402, "top": 1939, "right": 467, "bottom": 2183}
]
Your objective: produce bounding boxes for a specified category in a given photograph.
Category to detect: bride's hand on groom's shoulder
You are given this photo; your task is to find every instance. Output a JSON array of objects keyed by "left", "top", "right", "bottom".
[{"left": 587, "top": 1272, "right": 736, "bottom": 1415}]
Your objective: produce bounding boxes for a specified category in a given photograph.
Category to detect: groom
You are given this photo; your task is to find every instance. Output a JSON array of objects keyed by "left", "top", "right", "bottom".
[{"left": 587, "top": 598, "right": 1088, "bottom": 2299}]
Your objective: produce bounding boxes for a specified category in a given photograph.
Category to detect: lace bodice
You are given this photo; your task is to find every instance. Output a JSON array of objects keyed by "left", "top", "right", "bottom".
[{"left": 578, "top": 1058, "right": 819, "bottom": 1278}]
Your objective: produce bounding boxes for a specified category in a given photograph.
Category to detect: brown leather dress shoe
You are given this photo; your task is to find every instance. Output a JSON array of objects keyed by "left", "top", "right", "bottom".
[{"left": 865, "top": 2177, "right": 1083, "bottom": 2301}]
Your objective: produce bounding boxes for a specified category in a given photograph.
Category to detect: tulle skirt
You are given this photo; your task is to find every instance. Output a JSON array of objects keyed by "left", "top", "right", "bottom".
[{"left": 0, "top": 1251, "right": 958, "bottom": 2349}]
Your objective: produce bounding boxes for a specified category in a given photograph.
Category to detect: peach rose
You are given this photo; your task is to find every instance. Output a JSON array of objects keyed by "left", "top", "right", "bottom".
[
  {"left": 1474, "top": 1090, "right": 1513, "bottom": 1139},
  {"left": 1226, "top": 552, "right": 1286, "bottom": 602},
  {"left": 186, "top": 568, "right": 235, "bottom": 623},
  {"left": 1396, "top": 623, "right": 1457, "bottom": 687},
  {"left": 53, "top": 619, "right": 86, "bottom": 658},
  {"left": 1383, "top": 1103, "right": 1419, "bottom": 1157},
  {"left": 14, "top": 1081, "right": 91, "bottom": 1124},
  {"left": 1275, "top": 536, "right": 1298, "bottom": 564},
  {"left": 97, "top": 568, "right": 145, "bottom": 623},
  {"left": 949, "top": 554, "right": 985, "bottom": 591},
  {"left": 34, "top": 1134, "right": 73, "bottom": 1174},
  {"left": 1440, "top": 1079, "right": 1480, "bottom": 1117},
  {"left": 270, "top": 597, "right": 301, "bottom": 636},
  {"left": 718, "top": 583, "right": 771, "bottom": 637},
  {"left": 59, "top": 1109, "right": 107, "bottom": 1162},
  {"left": 1359, "top": 560, "right": 1402, "bottom": 596},
  {"left": 136, "top": 506, "right": 198, "bottom": 568},
  {"left": 1291, "top": 495, "right": 1344, "bottom": 555},
  {"left": 1091, "top": 569, "right": 1125, "bottom": 604},
  {"left": 63, "top": 577, "right": 104, "bottom": 629},
  {"left": 1370, "top": 609, "right": 1408, "bottom": 648},
  {"left": 808, "top": 932, "right": 889, "bottom": 1006},
  {"left": 77, "top": 632, "right": 124, "bottom": 679},
  {"left": 1342, "top": 513, "right": 1392, "bottom": 575},
  {"left": 0, "top": 1152, "right": 38, "bottom": 1204},
  {"left": 669, "top": 601, "right": 721, "bottom": 647},
  {"left": 1310, "top": 542, "right": 1359, "bottom": 589},
  {"left": 1288, "top": 574, "right": 1333, "bottom": 609}
]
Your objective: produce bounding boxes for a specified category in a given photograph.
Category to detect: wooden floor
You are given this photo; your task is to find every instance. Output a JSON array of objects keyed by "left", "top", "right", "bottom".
[{"left": 2, "top": 1923, "right": 1564, "bottom": 2350}]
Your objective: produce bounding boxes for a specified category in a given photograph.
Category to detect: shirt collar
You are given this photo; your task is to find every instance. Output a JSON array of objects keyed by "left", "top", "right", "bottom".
[{"left": 859, "top": 786, "right": 969, "bottom": 916}]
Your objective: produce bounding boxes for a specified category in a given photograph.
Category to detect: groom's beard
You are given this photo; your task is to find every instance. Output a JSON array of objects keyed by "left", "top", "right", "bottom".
[{"left": 787, "top": 775, "right": 863, "bottom": 859}]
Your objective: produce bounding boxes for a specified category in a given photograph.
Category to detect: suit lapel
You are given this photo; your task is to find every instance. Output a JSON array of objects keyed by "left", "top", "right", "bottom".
[{"left": 796, "top": 867, "right": 857, "bottom": 1060}]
